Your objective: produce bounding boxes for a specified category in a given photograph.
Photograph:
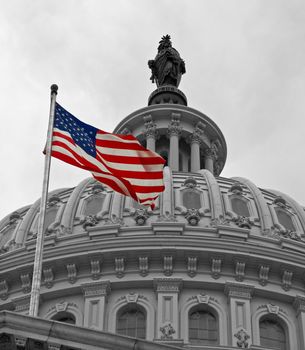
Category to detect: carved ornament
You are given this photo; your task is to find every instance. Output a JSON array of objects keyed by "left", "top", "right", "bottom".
[
  {"left": 0, "top": 280, "right": 8, "bottom": 300},
  {"left": 258, "top": 265, "right": 270, "bottom": 286},
  {"left": 160, "top": 322, "right": 175, "bottom": 340},
  {"left": 115, "top": 257, "right": 125, "bottom": 278},
  {"left": 163, "top": 256, "right": 173, "bottom": 276},
  {"left": 139, "top": 256, "right": 149, "bottom": 277},
  {"left": 234, "top": 328, "right": 250, "bottom": 348},
  {"left": 66, "top": 263, "right": 77, "bottom": 284},
  {"left": 43, "top": 267, "right": 54, "bottom": 289},
  {"left": 185, "top": 208, "right": 201, "bottom": 226},
  {"left": 211, "top": 257, "right": 222, "bottom": 279},
  {"left": 187, "top": 256, "right": 197, "bottom": 277}
]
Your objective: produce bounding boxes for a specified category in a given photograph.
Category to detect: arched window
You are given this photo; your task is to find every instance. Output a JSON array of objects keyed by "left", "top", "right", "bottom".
[
  {"left": 43, "top": 207, "right": 59, "bottom": 232},
  {"left": 84, "top": 195, "right": 105, "bottom": 216},
  {"left": 231, "top": 197, "right": 250, "bottom": 217},
  {"left": 51, "top": 311, "right": 76, "bottom": 325},
  {"left": 260, "top": 318, "right": 287, "bottom": 350},
  {"left": 189, "top": 309, "right": 218, "bottom": 345},
  {"left": 183, "top": 190, "right": 201, "bottom": 209},
  {"left": 116, "top": 305, "right": 146, "bottom": 339},
  {"left": 275, "top": 209, "right": 295, "bottom": 232}
]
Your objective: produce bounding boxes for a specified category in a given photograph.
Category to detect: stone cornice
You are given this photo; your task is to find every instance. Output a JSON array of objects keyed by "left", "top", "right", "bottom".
[
  {"left": 224, "top": 282, "right": 255, "bottom": 300},
  {"left": 153, "top": 278, "right": 183, "bottom": 293},
  {"left": 81, "top": 281, "right": 111, "bottom": 298}
]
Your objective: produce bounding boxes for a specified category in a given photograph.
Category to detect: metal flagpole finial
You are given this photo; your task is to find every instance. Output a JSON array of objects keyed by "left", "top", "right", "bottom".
[{"left": 50, "top": 84, "right": 58, "bottom": 94}]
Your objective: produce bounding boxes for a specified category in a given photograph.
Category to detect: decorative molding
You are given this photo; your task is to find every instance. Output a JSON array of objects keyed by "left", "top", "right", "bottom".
[
  {"left": 267, "top": 304, "right": 280, "bottom": 314},
  {"left": 56, "top": 301, "right": 68, "bottom": 312},
  {"left": 160, "top": 323, "right": 175, "bottom": 340},
  {"left": 66, "top": 263, "right": 77, "bottom": 284},
  {"left": 82, "top": 215, "right": 100, "bottom": 229},
  {"left": 13, "top": 295, "right": 30, "bottom": 312},
  {"left": 257, "top": 303, "right": 287, "bottom": 316},
  {"left": 154, "top": 278, "right": 182, "bottom": 293},
  {"left": 90, "top": 259, "right": 101, "bottom": 280},
  {"left": 210, "top": 257, "right": 222, "bottom": 279},
  {"left": 20, "top": 273, "right": 31, "bottom": 294},
  {"left": 187, "top": 256, "right": 197, "bottom": 277},
  {"left": 132, "top": 208, "right": 149, "bottom": 226},
  {"left": 48, "top": 343, "right": 61, "bottom": 350},
  {"left": 116, "top": 293, "right": 148, "bottom": 304},
  {"left": 81, "top": 281, "right": 111, "bottom": 298},
  {"left": 235, "top": 261, "right": 246, "bottom": 282},
  {"left": 234, "top": 328, "right": 250, "bottom": 348},
  {"left": 229, "top": 183, "right": 243, "bottom": 195},
  {"left": 139, "top": 256, "right": 149, "bottom": 277},
  {"left": 183, "top": 177, "right": 198, "bottom": 188},
  {"left": 185, "top": 208, "right": 201, "bottom": 226},
  {"left": 224, "top": 282, "right": 254, "bottom": 300},
  {"left": 14, "top": 335, "right": 27, "bottom": 347},
  {"left": 115, "top": 257, "right": 125, "bottom": 278},
  {"left": 210, "top": 215, "right": 230, "bottom": 227},
  {"left": 163, "top": 256, "right": 173, "bottom": 276},
  {"left": 43, "top": 267, "right": 54, "bottom": 289},
  {"left": 282, "top": 269, "right": 293, "bottom": 291},
  {"left": 258, "top": 265, "right": 270, "bottom": 286},
  {"left": 0, "top": 280, "right": 8, "bottom": 300},
  {"left": 232, "top": 215, "right": 253, "bottom": 229}
]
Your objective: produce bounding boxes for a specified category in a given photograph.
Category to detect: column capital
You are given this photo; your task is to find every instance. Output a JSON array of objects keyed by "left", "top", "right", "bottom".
[
  {"left": 293, "top": 295, "right": 305, "bottom": 315},
  {"left": 81, "top": 280, "right": 111, "bottom": 298},
  {"left": 154, "top": 278, "right": 183, "bottom": 293},
  {"left": 167, "top": 114, "right": 182, "bottom": 137},
  {"left": 224, "top": 282, "right": 255, "bottom": 300},
  {"left": 204, "top": 144, "right": 218, "bottom": 160},
  {"left": 189, "top": 122, "right": 206, "bottom": 144},
  {"left": 143, "top": 115, "right": 158, "bottom": 139}
]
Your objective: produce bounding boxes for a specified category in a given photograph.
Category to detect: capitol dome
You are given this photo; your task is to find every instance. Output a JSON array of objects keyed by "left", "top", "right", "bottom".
[{"left": 1, "top": 36, "right": 305, "bottom": 350}]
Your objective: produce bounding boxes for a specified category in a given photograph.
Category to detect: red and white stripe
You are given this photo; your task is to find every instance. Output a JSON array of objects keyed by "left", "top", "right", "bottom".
[{"left": 51, "top": 128, "right": 165, "bottom": 208}]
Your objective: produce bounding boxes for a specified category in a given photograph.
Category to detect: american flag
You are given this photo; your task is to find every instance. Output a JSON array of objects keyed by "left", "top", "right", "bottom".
[{"left": 51, "top": 103, "right": 165, "bottom": 209}]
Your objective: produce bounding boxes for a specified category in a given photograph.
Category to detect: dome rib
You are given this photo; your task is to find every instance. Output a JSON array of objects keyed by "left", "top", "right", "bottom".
[
  {"left": 61, "top": 178, "right": 95, "bottom": 231},
  {"left": 232, "top": 177, "right": 273, "bottom": 232},
  {"left": 198, "top": 169, "right": 224, "bottom": 220}
]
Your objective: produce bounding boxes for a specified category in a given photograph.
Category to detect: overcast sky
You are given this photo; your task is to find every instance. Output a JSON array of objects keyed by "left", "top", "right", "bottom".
[{"left": 0, "top": 0, "right": 304, "bottom": 219}]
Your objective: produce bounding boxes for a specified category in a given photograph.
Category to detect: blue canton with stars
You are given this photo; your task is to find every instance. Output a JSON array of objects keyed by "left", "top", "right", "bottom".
[{"left": 54, "top": 103, "right": 98, "bottom": 157}]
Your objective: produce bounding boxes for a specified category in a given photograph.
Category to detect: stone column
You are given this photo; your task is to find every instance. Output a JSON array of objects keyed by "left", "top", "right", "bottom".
[
  {"left": 204, "top": 144, "right": 218, "bottom": 174},
  {"left": 189, "top": 122, "right": 205, "bottom": 172},
  {"left": 82, "top": 281, "right": 111, "bottom": 331},
  {"left": 143, "top": 115, "right": 158, "bottom": 152},
  {"left": 224, "top": 282, "right": 254, "bottom": 348},
  {"left": 154, "top": 278, "right": 182, "bottom": 340},
  {"left": 293, "top": 295, "right": 305, "bottom": 349},
  {"left": 167, "top": 114, "right": 182, "bottom": 171}
]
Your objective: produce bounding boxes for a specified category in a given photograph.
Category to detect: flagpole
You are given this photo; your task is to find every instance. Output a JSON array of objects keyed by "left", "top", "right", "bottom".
[{"left": 29, "top": 84, "right": 58, "bottom": 317}]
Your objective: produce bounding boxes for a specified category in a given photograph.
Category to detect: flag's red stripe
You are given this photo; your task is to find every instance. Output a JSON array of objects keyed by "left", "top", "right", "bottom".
[
  {"left": 100, "top": 153, "right": 165, "bottom": 165},
  {"left": 52, "top": 142, "right": 141, "bottom": 201},
  {"left": 96, "top": 139, "right": 146, "bottom": 150},
  {"left": 53, "top": 131, "right": 75, "bottom": 145},
  {"left": 97, "top": 130, "right": 137, "bottom": 141},
  {"left": 133, "top": 185, "right": 165, "bottom": 193}
]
